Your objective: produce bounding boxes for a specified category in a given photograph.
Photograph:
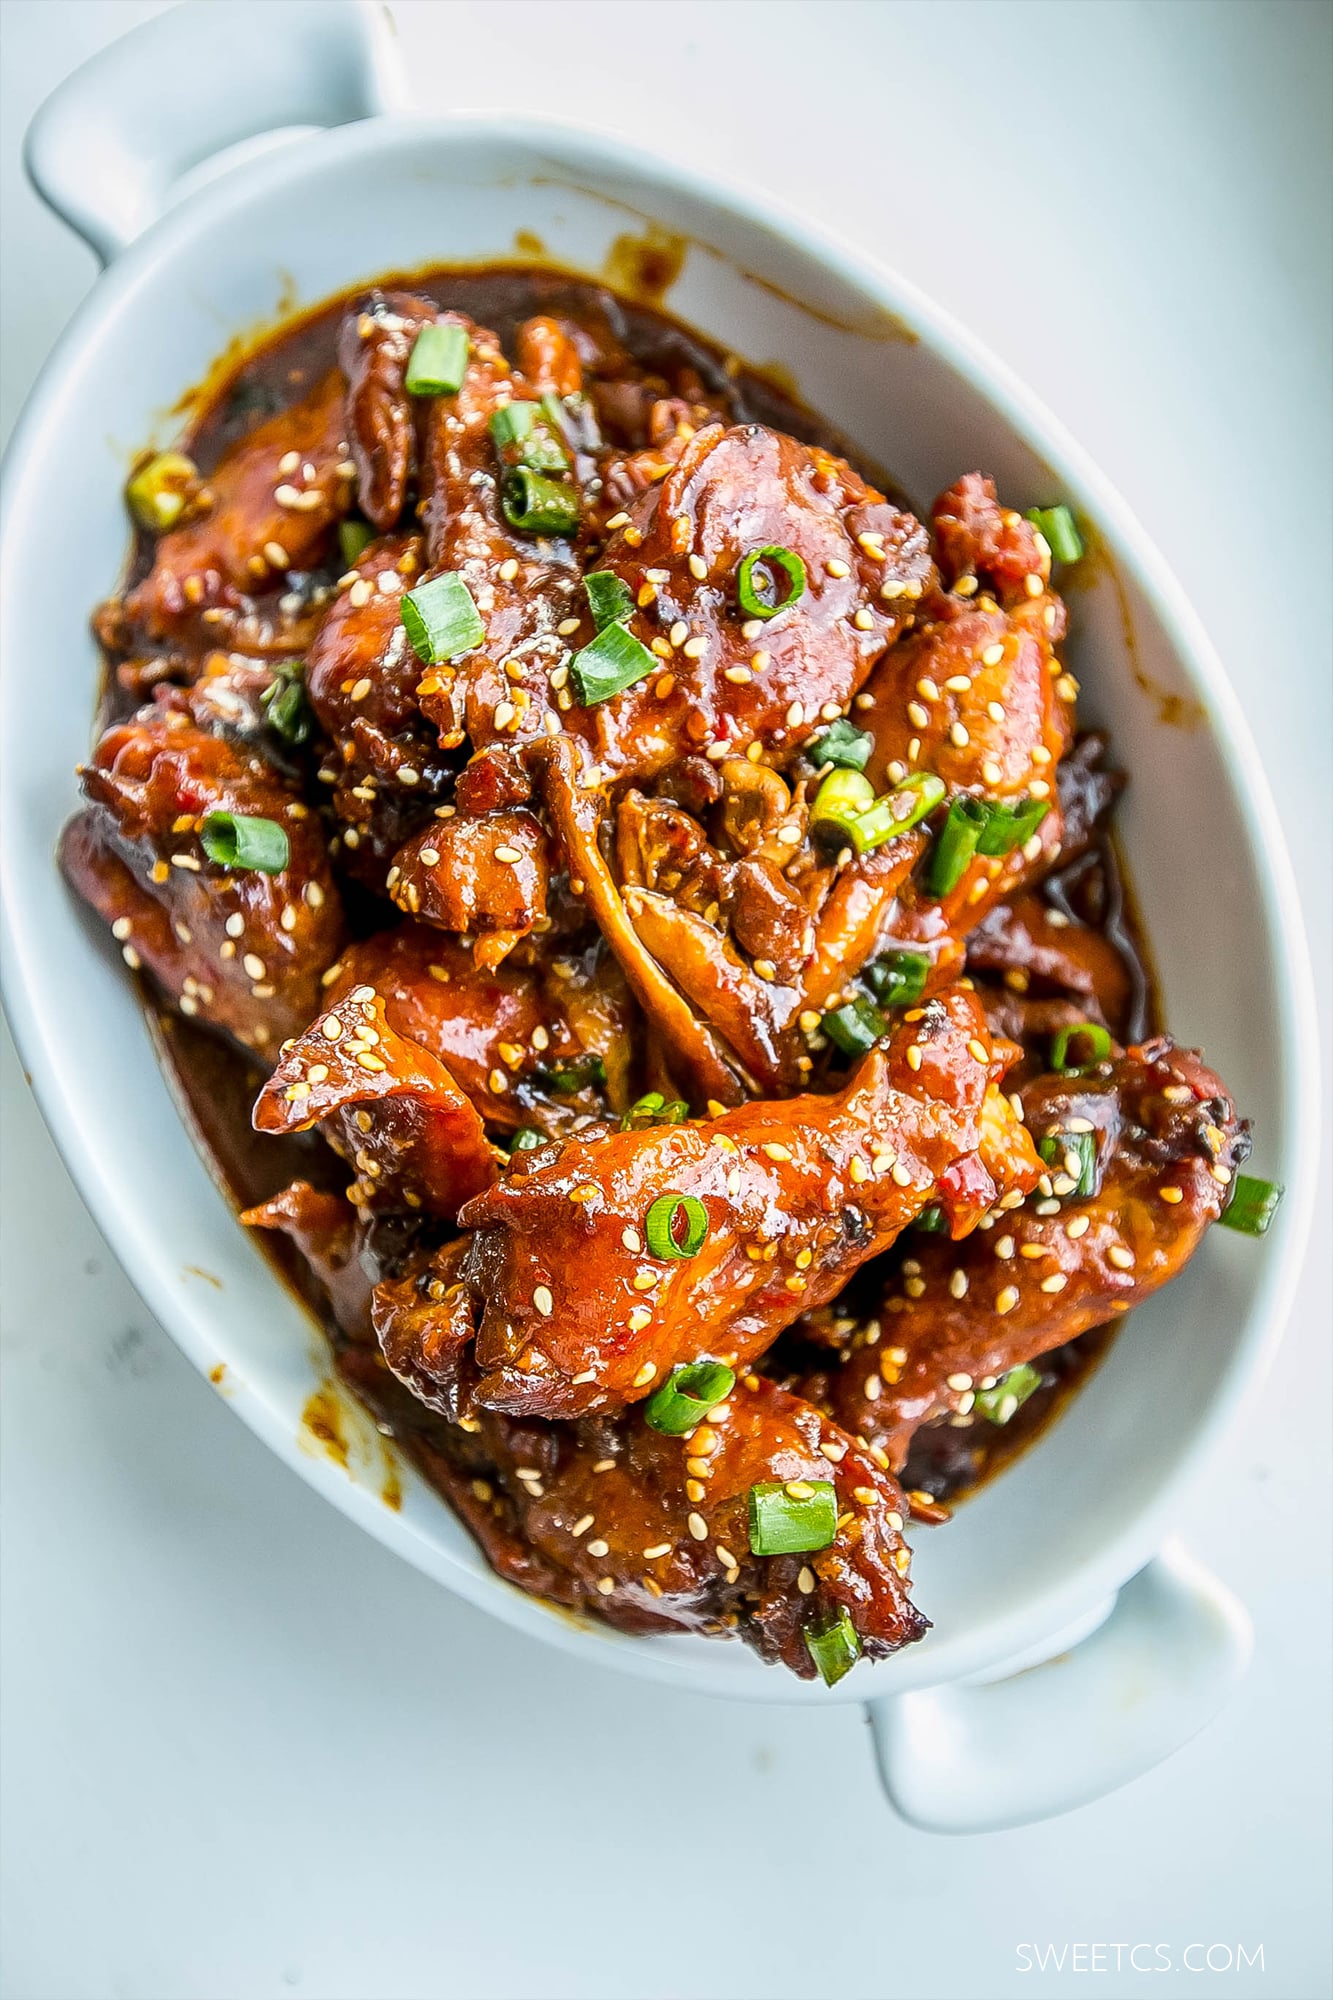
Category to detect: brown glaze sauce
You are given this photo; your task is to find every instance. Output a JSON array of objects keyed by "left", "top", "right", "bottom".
[{"left": 121, "top": 264, "right": 1158, "bottom": 1526}]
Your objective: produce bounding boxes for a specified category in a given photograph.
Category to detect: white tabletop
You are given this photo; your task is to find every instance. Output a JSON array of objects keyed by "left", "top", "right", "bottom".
[{"left": 2, "top": 4, "right": 1329, "bottom": 1997}]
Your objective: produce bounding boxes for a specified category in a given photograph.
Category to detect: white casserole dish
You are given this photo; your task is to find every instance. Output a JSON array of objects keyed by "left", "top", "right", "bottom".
[{"left": 1, "top": 0, "right": 1318, "bottom": 1832}]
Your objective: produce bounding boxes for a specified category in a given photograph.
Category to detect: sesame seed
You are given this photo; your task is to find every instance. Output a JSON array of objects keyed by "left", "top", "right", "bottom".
[
  {"left": 688, "top": 553, "right": 708, "bottom": 580},
  {"left": 499, "top": 558, "right": 519, "bottom": 581},
  {"left": 891, "top": 1161, "right": 912, "bottom": 1186},
  {"left": 762, "top": 1142, "right": 792, "bottom": 1162},
  {"left": 1160, "top": 1186, "right": 1184, "bottom": 1205},
  {"left": 751, "top": 649, "right": 771, "bottom": 672},
  {"left": 633, "top": 1362, "right": 657, "bottom": 1387},
  {"left": 1107, "top": 1245, "right": 1136, "bottom": 1269},
  {"left": 906, "top": 1046, "right": 922, "bottom": 1072},
  {"left": 533, "top": 1285, "right": 554, "bottom": 1316},
  {"left": 907, "top": 701, "right": 930, "bottom": 729},
  {"left": 242, "top": 953, "right": 265, "bottom": 981},
  {"left": 1066, "top": 1214, "right": 1091, "bottom": 1238},
  {"left": 996, "top": 1286, "right": 1020, "bottom": 1314},
  {"left": 967, "top": 1037, "right": 989, "bottom": 1064},
  {"left": 1041, "top": 1273, "right": 1068, "bottom": 1292},
  {"left": 572, "top": 1514, "right": 594, "bottom": 1536},
  {"left": 263, "top": 540, "right": 289, "bottom": 569},
  {"left": 982, "top": 761, "right": 1003, "bottom": 785},
  {"left": 687, "top": 1512, "right": 708, "bottom": 1541},
  {"left": 863, "top": 1374, "right": 882, "bottom": 1400},
  {"left": 950, "top": 722, "right": 970, "bottom": 748},
  {"left": 628, "top": 1307, "right": 652, "bottom": 1333},
  {"left": 981, "top": 642, "right": 1005, "bottom": 667},
  {"left": 606, "top": 511, "right": 630, "bottom": 530},
  {"left": 632, "top": 1272, "right": 658, "bottom": 1292},
  {"left": 644, "top": 1543, "right": 672, "bottom": 1561},
  {"left": 587, "top": 1537, "right": 609, "bottom": 1557},
  {"left": 594, "top": 1577, "right": 616, "bottom": 1596}
]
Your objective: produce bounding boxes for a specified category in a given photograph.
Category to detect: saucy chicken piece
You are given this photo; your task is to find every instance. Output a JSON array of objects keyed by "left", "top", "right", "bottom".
[
  {"left": 422, "top": 988, "right": 1039, "bottom": 1420},
  {"left": 317, "top": 923, "right": 632, "bottom": 1135},
  {"left": 789, "top": 1038, "right": 1247, "bottom": 1469},
  {"left": 254, "top": 988, "right": 498, "bottom": 1218},
  {"left": 387, "top": 807, "right": 550, "bottom": 954},
  {"left": 414, "top": 315, "right": 585, "bottom": 753},
  {"left": 61, "top": 707, "right": 344, "bottom": 1052},
  {"left": 338, "top": 289, "right": 439, "bottom": 530},
  {"left": 108, "top": 371, "right": 354, "bottom": 651},
  {"left": 966, "top": 891, "right": 1134, "bottom": 1037},
  {"left": 564, "top": 423, "right": 934, "bottom": 781},
  {"left": 377, "top": 1364, "right": 927, "bottom": 1672}
]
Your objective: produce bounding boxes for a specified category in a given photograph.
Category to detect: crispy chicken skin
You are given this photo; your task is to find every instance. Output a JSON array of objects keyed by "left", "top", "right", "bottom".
[
  {"left": 788, "top": 1039, "right": 1248, "bottom": 1469},
  {"left": 65, "top": 272, "right": 1258, "bottom": 1685}
]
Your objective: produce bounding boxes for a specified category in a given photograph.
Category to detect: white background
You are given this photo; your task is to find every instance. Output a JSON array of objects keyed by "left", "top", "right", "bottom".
[{"left": 1, "top": 4, "right": 1329, "bottom": 1998}]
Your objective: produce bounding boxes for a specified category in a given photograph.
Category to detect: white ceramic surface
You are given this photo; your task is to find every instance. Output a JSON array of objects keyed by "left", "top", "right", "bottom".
[{"left": 1, "top": 0, "right": 1318, "bottom": 1834}]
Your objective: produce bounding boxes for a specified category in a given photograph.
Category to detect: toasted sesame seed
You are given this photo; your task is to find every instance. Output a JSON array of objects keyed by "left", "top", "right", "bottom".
[
  {"left": 1066, "top": 1213, "right": 1091, "bottom": 1238},
  {"left": 1107, "top": 1245, "right": 1136, "bottom": 1269},
  {"left": 996, "top": 1286, "right": 1020, "bottom": 1314},
  {"left": 967, "top": 1037, "right": 989, "bottom": 1064},
  {"left": 242, "top": 953, "right": 266, "bottom": 981},
  {"left": 533, "top": 1285, "right": 554, "bottom": 1316},
  {"left": 762, "top": 1142, "right": 792, "bottom": 1162},
  {"left": 891, "top": 1161, "right": 912, "bottom": 1186},
  {"left": 586, "top": 1537, "right": 609, "bottom": 1557},
  {"left": 863, "top": 1374, "right": 882, "bottom": 1400},
  {"left": 687, "top": 1511, "right": 708, "bottom": 1541},
  {"left": 1160, "top": 1186, "right": 1184, "bottom": 1204},
  {"left": 907, "top": 700, "right": 930, "bottom": 729},
  {"left": 688, "top": 553, "right": 708, "bottom": 580},
  {"left": 633, "top": 1362, "right": 657, "bottom": 1387},
  {"left": 644, "top": 1543, "right": 672, "bottom": 1561},
  {"left": 906, "top": 1046, "right": 922, "bottom": 1072},
  {"left": 1040, "top": 1273, "right": 1068, "bottom": 1292},
  {"left": 632, "top": 1271, "right": 658, "bottom": 1292},
  {"left": 950, "top": 721, "right": 970, "bottom": 748}
]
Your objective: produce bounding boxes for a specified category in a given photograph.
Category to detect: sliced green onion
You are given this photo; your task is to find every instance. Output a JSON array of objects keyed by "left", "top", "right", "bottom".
[
  {"left": 853, "top": 772, "right": 946, "bottom": 851},
  {"left": 539, "top": 390, "right": 581, "bottom": 448},
  {"left": 126, "top": 451, "right": 197, "bottom": 533},
  {"left": 804, "top": 1606, "right": 861, "bottom": 1686},
  {"left": 621, "top": 1091, "right": 689, "bottom": 1131},
  {"left": 974, "top": 1361, "right": 1042, "bottom": 1425},
  {"left": 927, "top": 794, "right": 989, "bottom": 895},
  {"left": 338, "top": 519, "right": 374, "bottom": 567},
  {"left": 489, "top": 402, "right": 536, "bottom": 451},
  {"left": 737, "top": 544, "right": 806, "bottom": 620},
  {"left": 261, "top": 669, "right": 311, "bottom": 746},
  {"left": 569, "top": 620, "right": 658, "bottom": 704},
  {"left": 748, "top": 1479, "right": 837, "bottom": 1556},
  {"left": 1038, "top": 1130, "right": 1098, "bottom": 1199},
  {"left": 404, "top": 322, "right": 469, "bottom": 396},
  {"left": 200, "top": 812, "right": 289, "bottom": 874},
  {"left": 809, "top": 769, "right": 876, "bottom": 845},
  {"left": 509, "top": 1127, "right": 547, "bottom": 1153},
  {"left": 583, "top": 571, "right": 635, "bottom": 631},
  {"left": 914, "top": 1204, "right": 948, "bottom": 1233},
  {"left": 489, "top": 399, "right": 567, "bottom": 473},
  {"left": 401, "top": 572, "right": 485, "bottom": 664},
  {"left": 500, "top": 466, "right": 581, "bottom": 536},
  {"left": 866, "top": 950, "right": 931, "bottom": 1009},
  {"left": 1050, "top": 1021, "right": 1114, "bottom": 1072},
  {"left": 1220, "top": 1174, "right": 1284, "bottom": 1237},
  {"left": 644, "top": 1359, "right": 736, "bottom": 1434},
  {"left": 541, "top": 1053, "right": 607, "bottom": 1096},
  {"left": 1025, "top": 504, "right": 1084, "bottom": 565},
  {"left": 809, "top": 718, "right": 873, "bottom": 771},
  {"left": 822, "top": 996, "right": 888, "bottom": 1057},
  {"left": 645, "top": 1192, "right": 709, "bottom": 1261},
  {"left": 975, "top": 795, "right": 1049, "bottom": 857}
]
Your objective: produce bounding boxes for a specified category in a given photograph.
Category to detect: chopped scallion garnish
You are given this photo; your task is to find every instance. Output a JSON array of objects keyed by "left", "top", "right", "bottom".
[
  {"left": 927, "top": 795, "right": 989, "bottom": 895},
  {"left": 644, "top": 1359, "right": 736, "bottom": 1434},
  {"left": 199, "top": 812, "right": 289, "bottom": 874},
  {"left": 809, "top": 718, "right": 873, "bottom": 771},
  {"left": 1025, "top": 503, "right": 1084, "bottom": 565},
  {"left": 737, "top": 544, "right": 806, "bottom": 620},
  {"left": 804, "top": 1606, "right": 861, "bottom": 1685},
  {"left": 810, "top": 768, "right": 876, "bottom": 845},
  {"left": 853, "top": 771, "right": 946, "bottom": 850},
  {"left": 541, "top": 1053, "right": 607, "bottom": 1096},
  {"left": 489, "top": 399, "right": 567, "bottom": 473},
  {"left": 338, "top": 519, "right": 374, "bottom": 566},
  {"left": 500, "top": 466, "right": 581, "bottom": 536},
  {"left": 489, "top": 401, "right": 536, "bottom": 450},
  {"left": 260, "top": 666, "right": 311, "bottom": 746},
  {"left": 404, "top": 322, "right": 469, "bottom": 396},
  {"left": 748, "top": 1479, "right": 838, "bottom": 1556},
  {"left": 569, "top": 620, "right": 658, "bottom": 705},
  {"left": 974, "top": 1362, "right": 1042, "bottom": 1424},
  {"left": 401, "top": 572, "right": 485, "bottom": 664},
  {"left": 1050, "top": 1022, "right": 1114, "bottom": 1072},
  {"left": 1219, "top": 1174, "right": 1284, "bottom": 1237},
  {"left": 975, "top": 795, "right": 1049, "bottom": 857},
  {"left": 914, "top": 1204, "right": 948, "bottom": 1233},
  {"left": 1037, "top": 1129, "right": 1098, "bottom": 1199},
  {"left": 583, "top": 571, "right": 635, "bottom": 631},
  {"left": 621, "top": 1091, "right": 689, "bottom": 1131},
  {"left": 866, "top": 950, "right": 931, "bottom": 1009},
  {"left": 126, "top": 452, "right": 198, "bottom": 533},
  {"left": 644, "top": 1193, "right": 709, "bottom": 1261},
  {"left": 822, "top": 996, "right": 888, "bottom": 1057},
  {"left": 509, "top": 1127, "right": 547, "bottom": 1153}
]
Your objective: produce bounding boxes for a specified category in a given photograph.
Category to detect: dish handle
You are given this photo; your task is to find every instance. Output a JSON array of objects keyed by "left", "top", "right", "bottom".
[
  {"left": 23, "top": 0, "right": 405, "bottom": 266},
  {"left": 866, "top": 1539, "right": 1251, "bottom": 1833}
]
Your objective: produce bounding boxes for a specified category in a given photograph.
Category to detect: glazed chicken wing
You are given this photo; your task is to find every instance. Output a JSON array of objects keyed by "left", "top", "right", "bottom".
[
  {"left": 394, "top": 987, "right": 1039, "bottom": 1420},
  {"left": 788, "top": 1037, "right": 1248, "bottom": 1469},
  {"left": 61, "top": 705, "right": 344, "bottom": 1052}
]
